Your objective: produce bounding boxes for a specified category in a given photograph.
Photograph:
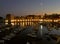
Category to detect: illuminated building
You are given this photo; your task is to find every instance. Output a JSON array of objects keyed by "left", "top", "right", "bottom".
[
  {"left": 5, "top": 14, "right": 15, "bottom": 25},
  {"left": 5, "top": 14, "right": 60, "bottom": 27}
]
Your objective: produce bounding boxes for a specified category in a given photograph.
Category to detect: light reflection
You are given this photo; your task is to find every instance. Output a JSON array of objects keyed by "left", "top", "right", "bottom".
[
  {"left": 5, "top": 23, "right": 8, "bottom": 25},
  {"left": 41, "top": 25, "right": 43, "bottom": 29},
  {"left": 18, "top": 20, "right": 19, "bottom": 21},
  {"left": 22, "top": 22, "right": 25, "bottom": 26},
  {"left": 5, "top": 20, "right": 8, "bottom": 22},
  {"left": 18, "top": 23, "right": 20, "bottom": 25},
  {"left": 11, "top": 23, "right": 14, "bottom": 26},
  {"left": 40, "top": 25, "right": 43, "bottom": 36},
  {"left": 15, "top": 23, "right": 17, "bottom": 25},
  {"left": 54, "top": 20, "right": 58, "bottom": 22},
  {"left": 11, "top": 20, "right": 15, "bottom": 22},
  {"left": 39, "top": 19, "right": 43, "bottom": 22},
  {"left": 5, "top": 19, "right": 60, "bottom": 26}
]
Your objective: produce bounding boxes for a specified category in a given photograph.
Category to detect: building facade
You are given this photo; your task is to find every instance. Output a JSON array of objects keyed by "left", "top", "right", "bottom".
[{"left": 5, "top": 14, "right": 60, "bottom": 27}]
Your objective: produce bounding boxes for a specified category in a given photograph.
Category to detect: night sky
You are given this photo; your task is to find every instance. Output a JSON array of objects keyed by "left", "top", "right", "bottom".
[{"left": 0, "top": 0, "right": 60, "bottom": 17}]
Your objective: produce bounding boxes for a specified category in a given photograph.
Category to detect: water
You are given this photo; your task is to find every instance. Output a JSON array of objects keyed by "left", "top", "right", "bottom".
[{"left": 1, "top": 22, "right": 60, "bottom": 44}]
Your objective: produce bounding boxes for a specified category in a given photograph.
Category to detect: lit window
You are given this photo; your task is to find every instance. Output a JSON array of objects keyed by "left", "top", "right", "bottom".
[{"left": 11, "top": 20, "right": 15, "bottom": 22}]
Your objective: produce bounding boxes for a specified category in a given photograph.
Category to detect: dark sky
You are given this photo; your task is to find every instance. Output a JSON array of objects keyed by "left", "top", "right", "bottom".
[{"left": 0, "top": 0, "right": 60, "bottom": 17}]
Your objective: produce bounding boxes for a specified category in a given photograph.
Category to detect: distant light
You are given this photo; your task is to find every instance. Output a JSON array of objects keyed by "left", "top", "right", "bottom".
[
  {"left": 22, "top": 22, "right": 25, "bottom": 26},
  {"left": 11, "top": 23, "right": 14, "bottom": 26},
  {"left": 5, "top": 23, "right": 8, "bottom": 25},
  {"left": 40, "top": 25, "right": 43, "bottom": 37},
  {"left": 41, "top": 25, "right": 43, "bottom": 29},
  {"left": 54, "top": 20, "right": 58, "bottom": 22},
  {"left": 5, "top": 20, "right": 8, "bottom": 22},
  {"left": 18, "top": 20, "right": 19, "bottom": 21},
  {"left": 11, "top": 20, "right": 15, "bottom": 22},
  {"left": 40, "top": 19, "right": 43, "bottom": 22}
]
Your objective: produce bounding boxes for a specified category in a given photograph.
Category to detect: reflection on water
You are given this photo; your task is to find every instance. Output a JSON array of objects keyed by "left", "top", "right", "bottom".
[
  {"left": 4, "top": 21, "right": 60, "bottom": 44},
  {"left": 26, "top": 42, "right": 30, "bottom": 44},
  {"left": 26, "top": 22, "right": 60, "bottom": 44}
]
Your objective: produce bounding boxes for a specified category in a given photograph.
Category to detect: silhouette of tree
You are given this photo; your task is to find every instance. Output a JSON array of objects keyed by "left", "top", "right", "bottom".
[{"left": 0, "top": 16, "right": 4, "bottom": 23}]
